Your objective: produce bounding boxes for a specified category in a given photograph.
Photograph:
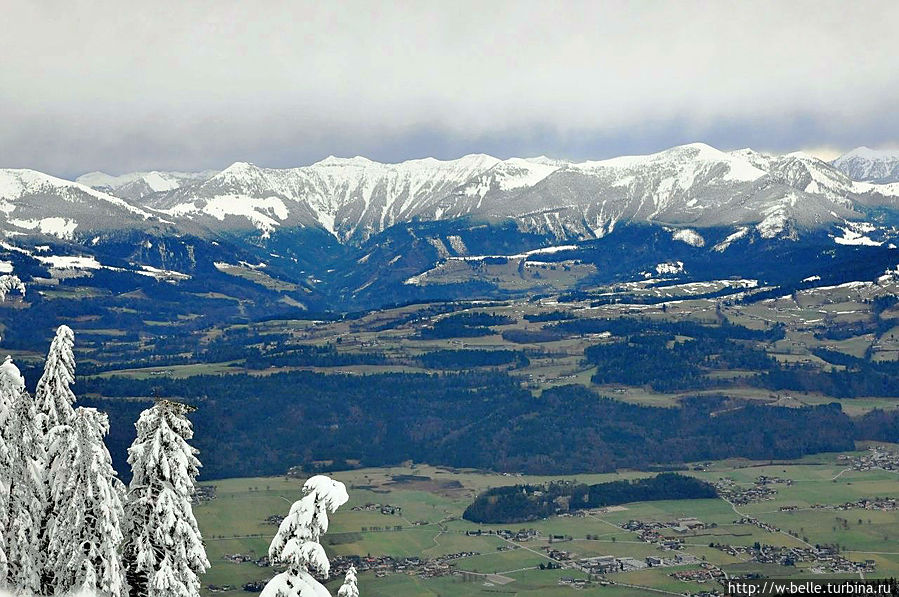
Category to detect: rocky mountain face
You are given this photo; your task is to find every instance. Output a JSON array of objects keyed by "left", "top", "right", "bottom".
[
  {"left": 832, "top": 147, "right": 899, "bottom": 184},
  {"left": 75, "top": 170, "right": 218, "bottom": 202},
  {"left": 44, "top": 143, "right": 899, "bottom": 245},
  {"left": 0, "top": 168, "right": 169, "bottom": 240}
]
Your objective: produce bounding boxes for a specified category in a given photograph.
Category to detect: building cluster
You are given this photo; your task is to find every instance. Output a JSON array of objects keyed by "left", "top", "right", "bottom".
[
  {"left": 670, "top": 562, "right": 725, "bottom": 584},
  {"left": 621, "top": 518, "right": 704, "bottom": 546},
  {"left": 782, "top": 497, "right": 897, "bottom": 512},
  {"left": 709, "top": 542, "right": 875, "bottom": 574},
  {"left": 329, "top": 552, "right": 480, "bottom": 580},
  {"left": 577, "top": 552, "right": 699, "bottom": 575},
  {"left": 191, "top": 485, "right": 216, "bottom": 504},
  {"left": 733, "top": 516, "right": 779, "bottom": 533},
  {"left": 557, "top": 576, "right": 595, "bottom": 589},
  {"left": 221, "top": 553, "right": 270, "bottom": 567},
  {"left": 714, "top": 476, "right": 790, "bottom": 505},
  {"left": 350, "top": 502, "right": 403, "bottom": 515},
  {"left": 833, "top": 497, "right": 898, "bottom": 511},
  {"left": 465, "top": 528, "right": 541, "bottom": 542},
  {"left": 841, "top": 446, "right": 899, "bottom": 472}
]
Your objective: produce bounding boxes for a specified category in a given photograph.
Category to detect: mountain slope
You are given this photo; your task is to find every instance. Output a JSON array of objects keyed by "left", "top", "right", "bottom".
[
  {"left": 76, "top": 169, "right": 219, "bottom": 201},
  {"left": 833, "top": 147, "right": 899, "bottom": 183},
  {"left": 0, "top": 169, "right": 166, "bottom": 241},
  {"left": 125, "top": 143, "right": 898, "bottom": 244},
  {"left": 145, "top": 154, "right": 502, "bottom": 241}
]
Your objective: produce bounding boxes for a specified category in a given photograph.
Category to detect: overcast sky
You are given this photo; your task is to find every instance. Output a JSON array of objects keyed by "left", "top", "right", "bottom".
[{"left": 2, "top": 0, "right": 898, "bottom": 177}]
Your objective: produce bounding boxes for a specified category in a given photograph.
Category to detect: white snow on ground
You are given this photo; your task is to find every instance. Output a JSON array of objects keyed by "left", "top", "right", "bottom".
[
  {"left": 655, "top": 261, "right": 684, "bottom": 275},
  {"left": 136, "top": 265, "right": 191, "bottom": 280},
  {"left": 35, "top": 255, "right": 102, "bottom": 269},
  {"left": 166, "top": 194, "right": 288, "bottom": 234},
  {"left": 852, "top": 180, "right": 899, "bottom": 196},
  {"left": 446, "top": 235, "right": 468, "bottom": 255},
  {"left": 672, "top": 229, "right": 705, "bottom": 247},
  {"left": 493, "top": 158, "right": 561, "bottom": 191},
  {"left": 426, "top": 238, "right": 451, "bottom": 258},
  {"left": 528, "top": 244, "right": 578, "bottom": 255},
  {"left": 0, "top": 260, "right": 12, "bottom": 273},
  {"left": 0, "top": 169, "right": 153, "bottom": 217},
  {"left": 834, "top": 222, "right": 882, "bottom": 246},
  {"left": 713, "top": 227, "right": 749, "bottom": 252},
  {"left": 9, "top": 217, "right": 78, "bottom": 240}
]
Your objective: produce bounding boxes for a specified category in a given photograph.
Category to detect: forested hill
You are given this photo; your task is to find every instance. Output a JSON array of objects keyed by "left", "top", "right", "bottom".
[
  {"left": 463, "top": 473, "right": 718, "bottom": 523},
  {"left": 78, "top": 371, "right": 861, "bottom": 481}
]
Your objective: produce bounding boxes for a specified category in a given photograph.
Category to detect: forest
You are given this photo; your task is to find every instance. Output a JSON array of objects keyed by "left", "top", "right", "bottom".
[
  {"left": 78, "top": 371, "right": 874, "bottom": 481},
  {"left": 463, "top": 473, "right": 718, "bottom": 523}
]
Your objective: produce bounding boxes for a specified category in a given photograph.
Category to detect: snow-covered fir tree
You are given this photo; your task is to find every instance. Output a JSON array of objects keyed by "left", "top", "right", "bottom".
[
  {"left": 1, "top": 357, "right": 45, "bottom": 595},
  {"left": 0, "top": 357, "right": 22, "bottom": 589},
  {"left": 0, "top": 276, "right": 25, "bottom": 302},
  {"left": 34, "top": 325, "right": 77, "bottom": 434},
  {"left": 36, "top": 325, "right": 79, "bottom": 596},
  {"left": 260, "top": 475, "right": 350, "bottom": 597},
  {"left": 123, "top": 400, "right": 209, "bottom": 597},
  {"left": 45, "top": 407, "right": 127, "bottom": 597},
  {"left": 336, "top": 567, "right": 358, "bottom": 597}
]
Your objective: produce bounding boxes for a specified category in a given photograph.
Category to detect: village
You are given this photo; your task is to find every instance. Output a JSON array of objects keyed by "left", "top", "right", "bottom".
[
  {"left": 841, "top": 446, "right": 899, "bottom": 473},
  {"left": 197, "top": 448, "right": 899, "bottom": 597},
  {"left": 709, "top": 542, "right": 876, "bottom": 575},
  {"left": 713, "top": 475, "right": 792, "bottom": 505}
]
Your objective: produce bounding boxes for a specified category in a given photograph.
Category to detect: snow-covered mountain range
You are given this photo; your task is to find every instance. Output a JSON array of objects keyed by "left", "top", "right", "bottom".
[
  {"left": 2, "top": 142, "right": 899, "bottom": 311},
  {"left": 832, "top": 147, "right": 899, "bottom": 184},
  {"left": 0, "top": 169, "right": 166, "bottom": 240},
  {"left": 4, "top": 142, "right": 895, "bottom": 246},
  {"left": 75, "top": 169, "right": 218, "bottom": 201}
]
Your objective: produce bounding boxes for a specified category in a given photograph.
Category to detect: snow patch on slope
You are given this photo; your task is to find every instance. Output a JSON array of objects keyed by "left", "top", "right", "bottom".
[
  {"left": 9, "top": 217, "right": 78, "bottom": 240},
  {"left": 165, "top": 195, "right": 288, "bottom": 234},
  {"left": 672, "top": 229, "right": 705, "bottom": 247},
  {"left": 833, "top": 222, "right": 882, "bottom": 246},
  {"left": 35, "top": 255, "right": 102, "bottom": 269},
  {"left": 656, "top": 261, "right": 684, "bottom": 275},
  {"left": 713, "top": 227, "right": 749, "bottom": 252}
]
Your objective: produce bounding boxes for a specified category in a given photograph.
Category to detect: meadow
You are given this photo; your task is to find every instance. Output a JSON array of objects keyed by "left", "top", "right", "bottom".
[{"left": 194, "top": 446, "right": 899, "bottom": 596}]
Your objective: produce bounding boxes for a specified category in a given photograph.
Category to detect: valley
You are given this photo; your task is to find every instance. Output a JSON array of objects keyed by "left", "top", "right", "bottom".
[
  {"left": 194, "top": 448, "right": 899, "bottom": 597},
  {"left": 2, "top": 143, "right": 899, "bottom": 596},
  {"left": 1, "top": 269, "right": 896, "bottom": 482}
]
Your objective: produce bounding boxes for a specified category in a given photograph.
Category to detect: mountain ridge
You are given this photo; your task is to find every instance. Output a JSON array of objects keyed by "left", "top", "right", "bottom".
[
  {"left": 832, "top": 146, "right": 899, "bottom": 184},
  {"left": 42, "top": 143, "right": 895, "bottom": 246},
  {"left": 2, "top": 142, "right": 899, "bottom": 314}
]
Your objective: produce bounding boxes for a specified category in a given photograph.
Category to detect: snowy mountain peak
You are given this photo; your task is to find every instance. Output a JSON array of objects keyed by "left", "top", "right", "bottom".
[
  {"left": 574, "top": 142, "right": 768, "bottom": 184},
  {"left": 219, "top": 161, "right": 260, "bottom": 175},
  {"left": 9, "top": 142, "right": 899, "bottom": 246},
  {"left": 313, "top": 155, "right": 375, "bottom": 167},
  {"left": 833, "top": 147, "right": 899, "bottom": 183},
  {"left": 76, "top": 169, "right": 218, "bottom": 201},
  {"left": 0, "top": 169, "right": 148, "bottom": 214},
  {"left": 840, "top": 146, "right": 899, "bottom": 160},
  {"left": 0, "top": 168, "right": 160, "bottom": 240}
]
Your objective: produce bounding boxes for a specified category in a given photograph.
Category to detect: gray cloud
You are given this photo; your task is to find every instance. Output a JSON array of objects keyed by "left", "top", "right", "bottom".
[{"left": 2, "top": 0, "right": 898, "bottom": 177}]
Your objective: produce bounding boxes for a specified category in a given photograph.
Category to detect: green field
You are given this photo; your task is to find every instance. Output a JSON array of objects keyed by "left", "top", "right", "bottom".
[{"left": 194, "top": 447, "right": 899, "bottom": 596}]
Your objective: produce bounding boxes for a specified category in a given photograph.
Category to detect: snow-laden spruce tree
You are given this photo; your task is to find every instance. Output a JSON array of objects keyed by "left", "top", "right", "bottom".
[
  {"left": 336, "top": 567, "right": 358, "bottom": 597},
  {"left": 260, "top": 475, "right": 351, "bottom": 597},
  {"left": 1, "top": 357, "right": 46, "bottom": 594},
  {"left": 36, "top": 325, "right": 79, "bottom": 596},
  {"left": 0, "top": 276, "right": 25, "bottom": 302},
  {"left": 0, "top": 357, "right": 22, "bottom": 588},
  {"left": 45, "top": 407, "right": 127, "bottom": 597},
  {"left": 35, "top": 325, "right": 77, "bottom": 434},
  {"left": 123, "top": 400, "right": 208, "bottom": 597}
]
